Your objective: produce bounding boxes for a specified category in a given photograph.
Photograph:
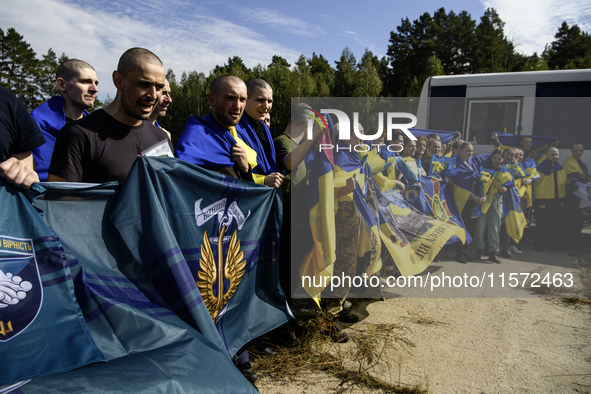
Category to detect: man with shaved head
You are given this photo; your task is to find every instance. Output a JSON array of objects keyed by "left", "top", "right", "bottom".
[
  {"left": 235, "top": 78, "right": 284, "bottom": 188},
  {"left": 175, "top": 74, "right": 255, "bottom": 180},
  {"left": 175, "top": 75, "right": 274, "bottom": 383},
  {"left": 48, "top": 48, "right": 171, "bottom": 183},
  {"left": 533, "top": 147, "right": 566, "bottom": 250},
  {"left": 31, "top": 58, "right": 98, "bottom": 181},
  {"left": 149, "top": 78, "right": 173, "bottom": 140}
]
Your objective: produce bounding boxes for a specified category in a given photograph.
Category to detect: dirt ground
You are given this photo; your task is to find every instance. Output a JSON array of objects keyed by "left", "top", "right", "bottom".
[{"left": 254, "top": 231, "right": 591, "bottom": 393}]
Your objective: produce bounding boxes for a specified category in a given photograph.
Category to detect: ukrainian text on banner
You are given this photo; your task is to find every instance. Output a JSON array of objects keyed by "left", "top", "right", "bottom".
[
  {"left": 109, "top": 157, "right": 291, "bottom": 357},
  {"left": 0, "top": 180, "right": 104, "bottom": 387},
  {"left": 377, "top": 187, "right": 466, "bottom": 277},
  {"left": 24, "top": 178, "right": 258, "bottom": 393}
]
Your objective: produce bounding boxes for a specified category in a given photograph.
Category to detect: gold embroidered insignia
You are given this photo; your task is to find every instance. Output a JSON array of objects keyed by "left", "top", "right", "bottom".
[{"left": 196, "top": 226, "right": 246, "bottom": 321}]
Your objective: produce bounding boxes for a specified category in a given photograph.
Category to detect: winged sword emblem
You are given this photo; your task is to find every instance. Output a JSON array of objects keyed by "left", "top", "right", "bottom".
[{"left": 196, "top": 226, "right": 246, "bottom": 321}]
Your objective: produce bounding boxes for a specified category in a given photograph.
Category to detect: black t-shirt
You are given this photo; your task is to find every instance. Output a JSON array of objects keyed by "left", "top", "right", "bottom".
[
  {"left": 0, "top": 87, "right": 45, "bottom": 161},
  {"left": 49, "top": 109, "right": 172, "bottom": 183}
]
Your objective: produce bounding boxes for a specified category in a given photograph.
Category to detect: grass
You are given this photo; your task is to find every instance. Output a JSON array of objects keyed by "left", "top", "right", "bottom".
[{"left": 250, "top": 310, "right": 427, "bottom": 393}]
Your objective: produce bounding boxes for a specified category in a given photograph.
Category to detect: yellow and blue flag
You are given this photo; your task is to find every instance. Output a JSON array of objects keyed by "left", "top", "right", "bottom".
[
  {"left": 500, "top": 182, "right": 527, "bottom": 243},
  {"left": 396, "top": 156, "right": 433, "bottom": 215},
  {"left": 495, "top": 133, "right": 558, "bottom": 150},
  {"left": 563, "top": 155, "right": 588, "bottom": 181},
  {"left": 421, "top": 175, "right": 470, "bottom": 245},
  {"left": 519, "top": 158, "right": 540, "bottom": 207},
  {"left": 409, "top": 128, "right": 457, "bottom": 144},
  {"left": 449, "top": 158, "right": 479, "bottom": 215},
  {"left": 534, "top": 159, "right": 567, "bottom": 199},
  {"left": 471, "top": 165, "right": 496, "bottom": 217},
  {"left": 493, "top": 166, "right": 527, "bottom": 243},
  {"left": 300, "top": 116, "right": 336, "bottom": 304},
  {"left": 375, "top": 186, "right": 466, "bottom": 277}
]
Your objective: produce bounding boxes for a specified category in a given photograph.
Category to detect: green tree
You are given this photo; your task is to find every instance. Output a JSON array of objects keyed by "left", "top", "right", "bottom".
[
  {"left": 474, "top": 8, "right": 513, "bottom": 72},
  {"left": 290, "top": 55, "right": 315, "bottom": 98},
  {"left": 354, "top": 49, "right": 382, "bottom": 97},
  {"left": 263, "top": 56, "right": 291, "bottom": 136},
  {"left": 212, "top": 56, "right": 252, "bottom": 80},
  {"left": 543, "top": 22, "right": 591, "bottom": 69},
  {"left": 408, "top": 54, "right": 445, "bottom": 97},
  {"left": 333, "top": 47, "right": 357, "bottom": 97},
  {"left": 37, "top": 48, "right": 59, "bottom": 100},
  {"left": 0, "top": 27, "right": 42, "bottom": 109},
  {"left": 308, "top": 52, "right": 333, "bottom": 96}
]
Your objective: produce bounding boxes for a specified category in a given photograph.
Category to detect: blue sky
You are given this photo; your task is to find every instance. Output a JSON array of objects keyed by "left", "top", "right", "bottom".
[{"left": 1, "top": 0, "right": 590, "bottom": 100}]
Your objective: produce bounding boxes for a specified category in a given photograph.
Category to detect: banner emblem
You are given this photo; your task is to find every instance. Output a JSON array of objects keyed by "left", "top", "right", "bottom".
[
  {"left": 196, "top": 226, "right": 246, "bottom": 321},
  {"left": 0, "top": 236, "right": 43, "bottom": 342}
]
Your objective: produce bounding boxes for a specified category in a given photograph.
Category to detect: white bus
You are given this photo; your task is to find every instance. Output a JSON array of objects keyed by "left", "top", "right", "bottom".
[{"left": 416, "top": 69, "right": 591, "bottom": 166}]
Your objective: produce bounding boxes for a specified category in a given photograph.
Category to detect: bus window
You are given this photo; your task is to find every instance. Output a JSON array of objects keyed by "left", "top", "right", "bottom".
[
  {"left": 534, "top": 81, "right": 591, "bottom": 148},
  {"left": 427, "top": 85, "right": 466, "bottom": 133},
  {"left": 466, "top": 99, "right": 521, "bottom": 145}
]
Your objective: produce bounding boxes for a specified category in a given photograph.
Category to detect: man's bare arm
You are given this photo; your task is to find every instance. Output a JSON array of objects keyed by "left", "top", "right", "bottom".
[{"left": 0, "top": 152, "right": 39, "bottom": 189}]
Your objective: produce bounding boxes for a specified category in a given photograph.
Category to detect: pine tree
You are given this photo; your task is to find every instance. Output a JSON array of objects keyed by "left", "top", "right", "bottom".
[
  {"left": 308, "top": 52, "right": 334, "bottom": 97},
  {"left": 290, "top": 55, "right": 314, "bottom": 98},
  {"left": 37, "top": 48, "right": 59, "bottom": 100},
  {"left": 0, "top": 27, "right": 42, "bottom": 109},
  {"left": 333, "top": 47, "right": 357, "bottom": 97},
  {"left": 263, "top": 56, "right": 291, "bottom": 136},
  {"left": 474, "top": 8, "right": 513, "bottom": 72},
  {"left": 544, "top": 22, "right": 591, "bottom": 69}
]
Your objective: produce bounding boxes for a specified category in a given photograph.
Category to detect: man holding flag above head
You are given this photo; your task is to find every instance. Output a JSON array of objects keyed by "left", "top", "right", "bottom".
[{"left": 492, "top": 133, "right": 559, "bottom": 164}]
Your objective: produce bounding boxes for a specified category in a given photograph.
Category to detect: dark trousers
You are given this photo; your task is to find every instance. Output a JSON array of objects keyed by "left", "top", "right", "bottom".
[
  {"left": 534, "top": 199, "right": 564, "bottom": 248},
  {"left": 457, "top": 199, "right": 476, "bottom": 253}
]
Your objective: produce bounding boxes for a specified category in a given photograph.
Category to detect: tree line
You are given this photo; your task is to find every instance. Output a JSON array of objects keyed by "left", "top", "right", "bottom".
[{"left": 1, "top": 7, "right": 590, "bottom": 145}]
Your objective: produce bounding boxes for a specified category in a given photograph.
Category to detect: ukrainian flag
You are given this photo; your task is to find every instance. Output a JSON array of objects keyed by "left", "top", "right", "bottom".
[
  {"left": 352, "top": 171, "right": 382, "bottom": 276},
  {"left": 495, "top": 133, "right": 558, "bottom": 150},
  {"left": 495, "top": 166, "right": 527, "bottom": 243},
  {"left": 396, "top": 156, "right": 422, "bottom": 184},
  {"left": 429, "top": 155, "right": 447, "bottom": 178},
  {"left": 422, "top": 175, "right": 470, "bottom": 245},
  {"left": 519, "top": 158, "right": 540, "bottom": 208},
  {"left": 365, "top": 150, "right": 396, "bottom": 191},
  {"left": 502, "top": 180, "right": 527, "bottom": 243},
  {"left": 472, "top": 166, "right": 496, "bottom": 218},
  {"left": 534, "top": 159, "right": 567, "bottom": 199},
  {"left": 334, "top": 150, "right": 383, "bottom": 277},
  {"left": 450, "top": 159, "right": 478, "bottom": 215},
  {"left": 563, "top": 155, "right": 588, "bottom": 180},
  {"left": 409, "top": 128, "right": 458, "bottom": 144},
  {"left": 375, "top": 187, "right": 465, "bottom": 277},
  {"left": 300, "top": 120, "right": 336, "bottom": 304}
]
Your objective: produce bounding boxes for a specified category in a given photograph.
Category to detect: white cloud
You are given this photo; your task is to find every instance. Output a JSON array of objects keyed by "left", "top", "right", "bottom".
[
  {"left": 0, "top": 0, "right": 302, "bottom": 100},
  {"left": 340, "top": 31, "right": 380, "bottom": 57},
  {"left": 482, "top": 0, "right": 591, "bottom": 55},
  {"left": 232, "top": 6, "right": 325, "bottom": 37}
]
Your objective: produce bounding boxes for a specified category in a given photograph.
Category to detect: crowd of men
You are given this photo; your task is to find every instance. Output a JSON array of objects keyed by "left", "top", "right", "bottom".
[{"left": 1, "top": 47, "right": 588, "bottom": 385}]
